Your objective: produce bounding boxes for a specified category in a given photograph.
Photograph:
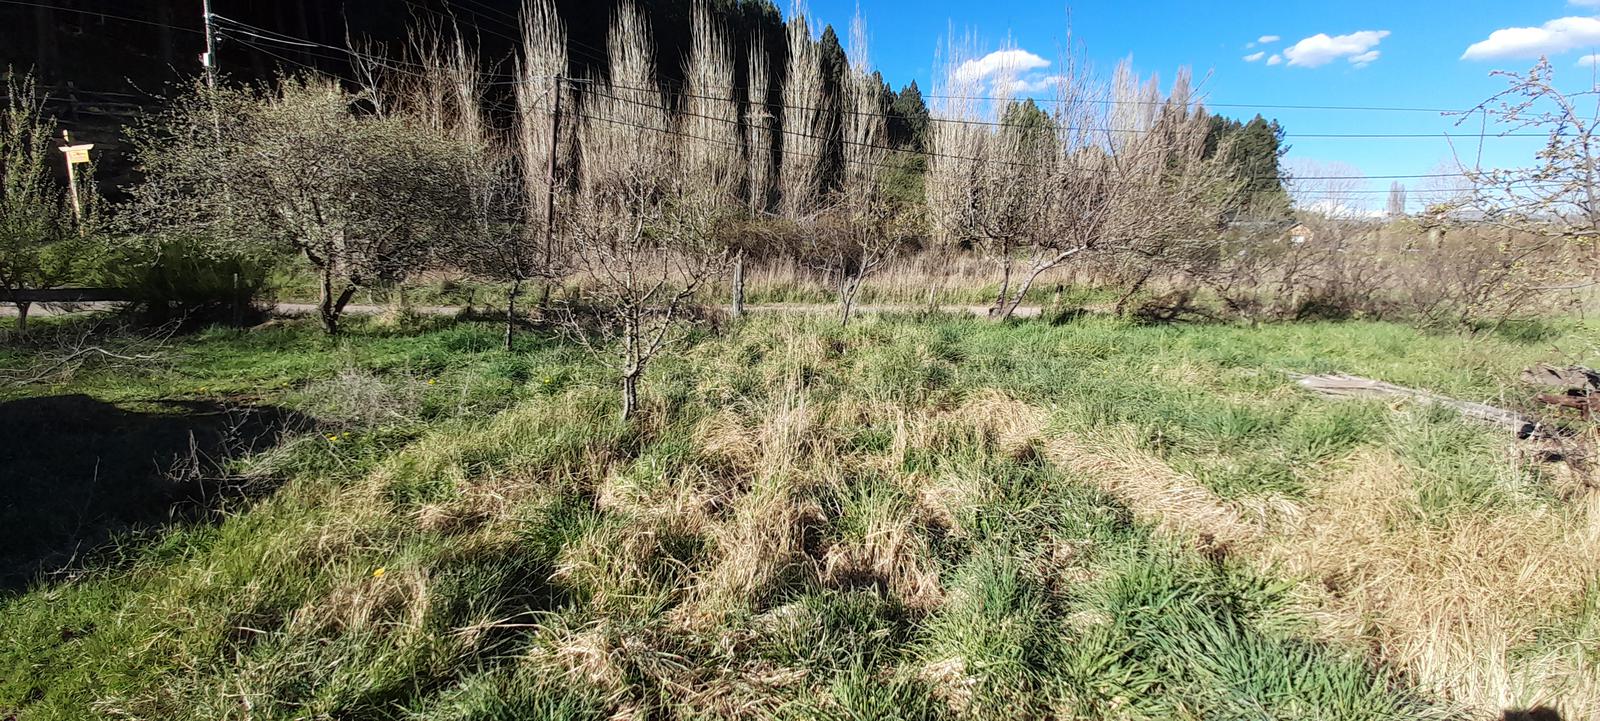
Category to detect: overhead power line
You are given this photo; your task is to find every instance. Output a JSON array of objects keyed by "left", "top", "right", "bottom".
[
  {"left": 17, "top": 1, "right": 1566, "bottom": 186},
  {"left": 581, "top": 83, "right": 1492, "bottom": 182},
  {"left": 0, "top": 0, "right": 201, "bottom": 33},
  {"left": 208, "top": 13, "right": 1510, "bottom": 120},
  {"left": 214, "top": 29, "right": 1516, "bottom": 185}
]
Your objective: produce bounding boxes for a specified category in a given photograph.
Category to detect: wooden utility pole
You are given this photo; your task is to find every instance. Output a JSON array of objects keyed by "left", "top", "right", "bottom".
[{"left": 201, "top": 0, "right": 218, "bottom": 88}]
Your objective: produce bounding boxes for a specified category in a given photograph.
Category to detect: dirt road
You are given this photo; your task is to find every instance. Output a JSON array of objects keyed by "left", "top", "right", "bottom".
[{"left": 4, "top": 300, "right": 1045, "bottom": 320}]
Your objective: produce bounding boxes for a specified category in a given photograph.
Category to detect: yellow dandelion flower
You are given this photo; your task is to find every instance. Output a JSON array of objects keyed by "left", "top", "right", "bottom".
[
  {"left": 428, "top": 379, "right": 437, "bottom": 385},
  {"left": 372, "top": 567, "right": 386, "bottom": 578}
]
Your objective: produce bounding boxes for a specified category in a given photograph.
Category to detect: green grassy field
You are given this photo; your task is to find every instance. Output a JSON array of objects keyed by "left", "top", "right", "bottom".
[{"left": 2, "top": 312, "right": 1596, "bottom": 720}]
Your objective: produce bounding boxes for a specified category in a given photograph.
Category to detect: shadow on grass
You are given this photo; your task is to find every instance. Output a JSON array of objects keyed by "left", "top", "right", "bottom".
[
  {"left": 1502, "top": 708, "right": 1565, "bottom": 721},
  {"left": 0, "top": 394, "right": 311, "bottom": 593}
]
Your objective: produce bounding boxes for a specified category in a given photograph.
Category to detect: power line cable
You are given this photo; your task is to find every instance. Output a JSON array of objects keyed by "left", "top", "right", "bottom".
[
  {"left": 150, "top": 10, "right": 1585, "bottom": 185},
  {"left": 582, "top": 82, "right": 1482, "bottom": 182},
  {"left": 215, "top": 37, "right": 1526, "bottom": 187},
  {"left": 0, "top": 0, "right": 202, "bottom": 33}
]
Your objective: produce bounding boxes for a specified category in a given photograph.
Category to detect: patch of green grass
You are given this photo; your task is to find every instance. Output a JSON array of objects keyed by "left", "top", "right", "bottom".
[{"left": 6, "top": 310, "right": 1589, "bottom": 719}]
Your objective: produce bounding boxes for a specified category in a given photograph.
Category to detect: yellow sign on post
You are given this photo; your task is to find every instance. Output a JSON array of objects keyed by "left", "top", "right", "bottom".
[{"left": 58, "top": 132, "right": 94, "bottom": 227}]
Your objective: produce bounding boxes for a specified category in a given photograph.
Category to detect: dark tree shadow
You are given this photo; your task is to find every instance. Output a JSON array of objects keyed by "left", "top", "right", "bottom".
[
  {"left": 0, "top": 394, "right": 311, "bottom": 593},
  {"left": 1502, "top": 707, "right": 1564, "bottom": 721}
]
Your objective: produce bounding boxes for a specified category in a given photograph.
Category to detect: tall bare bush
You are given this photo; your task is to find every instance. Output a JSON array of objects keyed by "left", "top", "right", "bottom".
[
  {"left": 813, "top": 12, "right": 905, "bottom": 325},
  {"left": 733, "top": 36, "right": 774, "bottom": 317},
  {"left": 930, "top": 45, "right": 1239, "bottom": 321},
  {"left": 927, "top": 37, "right": 1059, "bottom": 318}
]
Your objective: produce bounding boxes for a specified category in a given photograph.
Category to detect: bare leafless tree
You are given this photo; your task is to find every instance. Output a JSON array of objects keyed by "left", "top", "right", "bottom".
[
  {"left": 812, "top": 12, "right": 905, "bottom": 325},
  {"left": 357, "top": 18, "right": 553, "bottom": 347},
  {"left": 565, "top": 1, "right": 727, "bottom": 421},
  {"left": 677, "top": 0, "right": 744, "bottom": 266},
  {"left": 490, "top": 0, "right": 571, "bottom": 348},
  {"left": 1387, "top": 181, "right": 1408, "bottom": 220},
  {"left": 927, "top": 35, "right": 1057, "bottom": 319},
  {"left": 1284, "top": 159, "right": 1368, "bottom": 220},
  {"left": 732, "top": 35, "right": 774, "bottom": 318},
  {"left": 931, "top": 42, "right": 1239, "bottom": 321},
  {"left": 1449, "top": 59, "right": 1599, "bottom": 290},
  {"left": 778, "top": 12, "right": 829, "bottom": 223}
]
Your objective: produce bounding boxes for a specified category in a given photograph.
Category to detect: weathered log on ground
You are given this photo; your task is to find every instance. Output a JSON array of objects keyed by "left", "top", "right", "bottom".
[
  {"left": 1520, "top": 364, "right": 1600, "bottom": 393},
  {"left": 1536, "top": 393, "right": 1599, "bottom": 420},
  {"left": 1290, "top": 372, "right": 1542, "bottom": 439}
]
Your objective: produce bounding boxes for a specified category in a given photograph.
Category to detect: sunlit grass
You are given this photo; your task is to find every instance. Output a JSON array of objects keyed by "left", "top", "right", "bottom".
[{"left": 2, "top": 311, "right": 1595, "bottom": 719}]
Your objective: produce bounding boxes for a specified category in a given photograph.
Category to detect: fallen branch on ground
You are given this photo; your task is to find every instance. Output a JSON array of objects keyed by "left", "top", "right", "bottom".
[
  {"left": 1288, "top": 372, "right": 1544, "bottom": 439},
  {"left": 0, "top": 319, "right": 180, "bottom": 387}
]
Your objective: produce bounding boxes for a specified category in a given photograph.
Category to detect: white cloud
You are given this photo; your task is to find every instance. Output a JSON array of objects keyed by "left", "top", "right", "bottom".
[
  {"left": 1282, "top": 30, "right": 1391, "bottom": 67},
  {"left": 1267, "top": 54, "right": 1283, "bottom": 66},
  {"left": 948, "top": 48, "right": 1059, "bottom": 97},
  {"left": 1579, "top": 53, "right": 1600, "bottom": 66},
  {"left": 1571, "top": 0, "right": 1600, "bottom": 7},
  {"left": 1349, "top": 50, "right": 1380, "bottom": 68},
  {"left": 1461, "top": 17, "right": 1600, "bottom": 60},
  {"left": 995, "top": 75, "right": 1063, "bottom": 95},
  {"left": 1259, "top": 35, "right": 1281, "bottom": 44},
  {"left": 952, "top": 49, "right": 1050, "bottom": 84},
  {"left": 1243, "top": 51, "right": 1266, "bottom": 62}
]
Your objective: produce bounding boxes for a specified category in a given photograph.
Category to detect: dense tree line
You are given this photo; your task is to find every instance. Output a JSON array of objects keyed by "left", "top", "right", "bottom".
[{"left": 0, "top": 0, "right": 1359, "bottom": 424}]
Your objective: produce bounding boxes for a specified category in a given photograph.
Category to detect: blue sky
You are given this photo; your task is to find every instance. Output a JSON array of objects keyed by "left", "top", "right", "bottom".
[{"left": 799, "top": 0, "right": 1600, "bottom": 208}]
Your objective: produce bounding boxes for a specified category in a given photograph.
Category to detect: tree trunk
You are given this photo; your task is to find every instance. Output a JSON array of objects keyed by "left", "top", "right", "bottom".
[
  {"left": 620, "top": 369, "right": 640, "bottom": 422},
  {"left": 999, "top": 264, "right": 1049, "bottom": 321},
  {"left": 1113, "top": 269, "right": 1154, "bottom": 316},
  {"left": 991, "top": 258, "right": 1013, "bottom": 319},
  {"left": 14, "top": 302, "right": 30, "bottom": 336},
  {"left": 504, "top": 279, "right": 522, "bottom": 352},
  {"left": 999, "top": 249, "right": 1083, "bottom": 321},
  {"left": 839, "top": 273, "right": 861, "bottom": 327},
  {"left": 730, "top": 251, "right": 747, "bottom": 318},
  {"left": 319, "top": 272, "right": 357, "bottom": 335}
]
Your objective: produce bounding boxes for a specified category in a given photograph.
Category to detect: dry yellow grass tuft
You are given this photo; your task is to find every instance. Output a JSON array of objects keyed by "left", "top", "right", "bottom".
[
  {"left": 819, "top": 502, "right": 945, "bottom": 611},
  {"left": 920, "top": 656, "right": 979, "bottom": 713},
  {"left": 1040, "top": 425, "right": 1272, "bottom": 552},
  {"left": 290, "top": 565, "right": 431, "bottom": 635},
  {"left": 1265, "top": 450, "right": 1600, "bottom": 715},
  {"left": 950, "top": 390, "right": 1050, "bottom": 458},
  {"left": 1020, "top": 386, "right": 1600, "bottom": 717},
  {"left": 914, "top": 469, "right": 992, "bottom": 540},
  {"left": 691, "top": 478, "right": 824, "bottom": 618}
]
